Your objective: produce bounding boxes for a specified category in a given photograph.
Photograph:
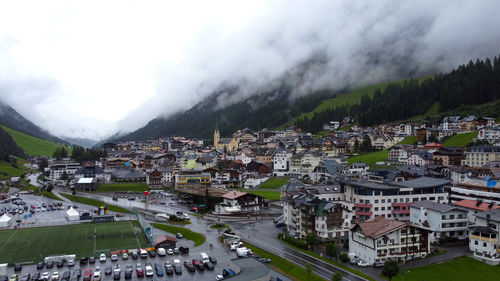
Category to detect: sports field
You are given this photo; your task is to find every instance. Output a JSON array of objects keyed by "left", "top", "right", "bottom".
[{"left": 0, "top": 221, "right": 149, "bottom": 263}]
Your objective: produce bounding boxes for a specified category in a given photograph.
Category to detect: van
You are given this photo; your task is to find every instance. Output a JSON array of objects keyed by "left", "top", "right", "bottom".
[
  {"left": 236, "top": 247, "right": 250, "bottom": 257},
  {"left": 140, "top": 249, "right": 148, "bottom": 258},
  {"left": 200, "top": 253, "right": 209, "bottom": 263},
  {"left": 156, "top": 248, "right": 166, "bottom": 256}
]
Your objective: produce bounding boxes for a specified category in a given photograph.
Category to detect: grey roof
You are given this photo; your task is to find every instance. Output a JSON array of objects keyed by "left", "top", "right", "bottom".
[
  {"left": 475, "top": 209, "right": 500, "bottom": 222},
  {"left": 466, "top": 145, "right": 500, "bottom": 152},
  {"left": 107, "top": 168, "right": 146, "bottom": 179},
  {"left": 393, "top": 177, "right": 450, "bottom": 189},
  {"left": 225, "top": 257, "right": 271, "bottom": 281},
  {"left": 410, "top": 200, "right": 463, "bottom": 213},
  {"left": 471, "top": 226, "right": 497, "bottom": 234},
  {"left": 410, "top": 151, "right": 433, "bottom": 160}
]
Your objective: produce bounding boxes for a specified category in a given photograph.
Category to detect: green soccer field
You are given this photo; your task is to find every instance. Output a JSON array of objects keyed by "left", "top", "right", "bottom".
[{"left": 0, "top": 221, "right": 149, "bottom": 263}]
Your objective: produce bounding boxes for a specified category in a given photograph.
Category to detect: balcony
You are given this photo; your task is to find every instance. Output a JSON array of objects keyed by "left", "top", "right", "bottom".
[
  {"left": 355, "top": 211, "right": 373, "bottom": 216},
  {"left": 470, "top": 234, "right": 498, "bottom": 243},
  {"left": 392, "top": 202, "right": 409, "bottom": 208},
  {"left": 392, "top": 209, "right": 410, "bottom": 215},
  {"left": 354, "top": 203, "right": 373, "bottom": 209}
]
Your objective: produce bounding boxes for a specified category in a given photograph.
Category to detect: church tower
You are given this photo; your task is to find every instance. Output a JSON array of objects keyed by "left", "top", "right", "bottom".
[{"left": 213, "top": 128, "right": 220, "bottom": 148}]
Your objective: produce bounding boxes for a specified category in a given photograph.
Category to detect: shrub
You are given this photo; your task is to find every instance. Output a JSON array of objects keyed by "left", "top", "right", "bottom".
[{"left": 280, "top": 234, "right": 308, "bottom": 250}]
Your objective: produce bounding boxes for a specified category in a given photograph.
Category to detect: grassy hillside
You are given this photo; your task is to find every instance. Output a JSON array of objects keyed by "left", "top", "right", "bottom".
[
  {"left": 398, "top": 136, "right": 417, "bottom": 145},
  {"left": 348, "top": 150, "right": 389, "bottom": 167},
  {"left": 1, "top": 125, "right": 71, "bottom": 157},
  {"left": 0, "top": 159, "right": 29, "bottom": 180},
  {"left": 258, "top": 177, "right": 289, "bottom": 189},
  {"left": 442, "top": 132, "right": 478, "bottom": 147},
  {"left": 281, "top": 76, "right": 432, "bottom": 128},
  {"left": 96, "top": 183, "right": 148, "bottom": 192}
]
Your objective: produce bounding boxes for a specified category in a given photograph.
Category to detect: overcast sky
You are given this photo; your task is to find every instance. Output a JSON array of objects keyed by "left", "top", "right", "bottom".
[{"left": 1, "top": 0, "right": 500, "bottom": 140}]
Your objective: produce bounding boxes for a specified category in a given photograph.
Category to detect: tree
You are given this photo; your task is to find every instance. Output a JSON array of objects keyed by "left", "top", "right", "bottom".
[
  {"left": 305, "top": 263, "right": 312, "bottom": 281},
  {"left": 353, "top": 139, "right": 359, "bottom": 153},
  {"left": 382, "top": 259, "right": 399, "bottom": 280},
  {"left": 331, "top": 272, "right": 342, "bottom": 281},
  {"left": 60, "top": 171, "right": 69, "bottom": 181},
  {"left": 39, "top": 158, "right": 48, "bottom": 172},
  {"left": 428, "top": 134, "right": 438, "bottom": 143},
  {"left": 325, "top": 243, "right": 340, "bottom": 261},
  {"left": 339, "top": 252, "right": 349, "bottom": 263},
  {"left": 359, "top": 135, "right": 373, "bottom": 153},
  {"left": 305, "top": 233, "right": 318, "bottom": 249}
]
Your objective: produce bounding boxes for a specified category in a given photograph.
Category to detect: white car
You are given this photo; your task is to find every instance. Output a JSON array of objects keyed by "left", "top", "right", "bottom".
[
  {"left": 111, "top": 254, "right": 118, "bottom": 261},
  {"left": 51, "top": 272, "right": 60, "bottom": 281},
  {"left": 122, "top": 253, "right": 128, "bottom": 260},
  {"left": 99, "top": 254, "right": 106, "bottom": 262},
  {"left": 41, "top": 272, "right": 50, "bottom": 281},
  {"left": 156, "top": 248, "right": 166, "bottom": 256},
  {"left": 216, "top": 275, "right": 224, "bottom": 281},
  {"left": 357, "top": 260, "right": 370, "bottom": 267},
  {"left": 67, "top": 259, "right": 75, "bottom": 266},
  {"left": 230, "top": 241, "right": 243, "bottom": 250},
  {"left": 92, "top": 271, "right": 101, "bottom": 281},
  {"left": 167, "top": 248, "right": 173, "bottom": 255},
  {"left": 145, "top": 265, "right": 154, "bottom": 277}
]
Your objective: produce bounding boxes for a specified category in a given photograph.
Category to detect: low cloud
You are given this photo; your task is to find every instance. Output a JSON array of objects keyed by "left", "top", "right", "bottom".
[{"left": 0, "top": 0, "right": 499, "bottom": 139}]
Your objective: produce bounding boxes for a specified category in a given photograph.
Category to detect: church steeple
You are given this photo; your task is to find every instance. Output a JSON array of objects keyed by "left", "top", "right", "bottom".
[{"left": 213, "top": 118, "right": 220, "bottom": 147}]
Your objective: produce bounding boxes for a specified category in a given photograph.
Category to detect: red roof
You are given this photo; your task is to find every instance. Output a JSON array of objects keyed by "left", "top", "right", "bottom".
[
  {"left": 453, "top": 199, "right": 500, "bottom": 211},
  {"left": 424, "top": 142, "right": 443, "bottom": 148},
  {"left": 222, "top": 190, "right": 248, "bottom": 200}
]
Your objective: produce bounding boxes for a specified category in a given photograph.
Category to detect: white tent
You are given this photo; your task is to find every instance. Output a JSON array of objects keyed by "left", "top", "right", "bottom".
[
  {"left": 66, "top": 207, "right": 80, "bottom": 221},
  {"left": 0, "top": 214, "right": 11, "bottom": 227}
]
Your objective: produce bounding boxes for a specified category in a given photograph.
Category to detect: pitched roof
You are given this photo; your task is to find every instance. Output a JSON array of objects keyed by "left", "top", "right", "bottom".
[
  {"left": 475, "top": 209, "right": 500, "bottom": 222},
  {"left": 356, "top": 216, "right": 406, "bottom": 239},
  {"left": 410, "top": 200, "right": 463, "bottom": 213},
  {"left": 222, "top": 190, "right": 248, "bottom": 200},
  {"left": 453, "top": 199, "right": 500, "bottom": 211}
]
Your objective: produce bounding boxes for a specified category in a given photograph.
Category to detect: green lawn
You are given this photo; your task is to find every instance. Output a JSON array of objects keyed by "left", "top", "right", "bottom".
[
  {"left": 0, "top": 160, "right": 29, "bottom": 180},
  {"left": 1, "top": 125, "right": 71, "bottom": 157},
  {"left": 151, "top": 223, "right": 205, "bottom": 246},
  {"left": 387, "top": 256, "right": 500, "bottom": 281},
  {"left": 209, "top": 223, "right": 228, "bottom": 229},
  {"left": 96, "top": 183, "right": 149, "bottom": 192},
  {"left": 0, "top": 221, "right": 148, "bottom": 263},
  {"left": 245, "top": 190, "right": 281, "bottom": 201},
  {"left": 398, "top": 136, "right": 417, "bottom": 145},
  {"left": 279, "top": 240, "right": 376, "bottom": 281},
  {"left": 244, "top": 241, "right": 326, "bottom": 281},
  {"left": 442, "top": 132, "right": 478, "bottom": 147},
  {"left": 348, "top": 150, "right": 389, "bottom": 167},
  {"left": 258, "top": 177, "right": 289, "bottom": 189},
  {"left": 38, "top": 191, "right": 63, "bottom": 201},
  {"left": 60, "top": 193, "right": 131, "bottom": 213}
]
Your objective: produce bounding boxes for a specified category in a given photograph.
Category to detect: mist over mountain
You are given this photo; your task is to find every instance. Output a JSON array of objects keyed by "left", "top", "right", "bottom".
[{"left": 0, "top": 100, "right": 68, "bottom": 144}]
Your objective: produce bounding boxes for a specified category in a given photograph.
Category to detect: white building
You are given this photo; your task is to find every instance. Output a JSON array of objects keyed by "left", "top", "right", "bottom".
[
  {"left": 410, "top": 200, "right": 468, "bottom": 243},
  {"left": 341, "top": 177, "right": 450, "bottom": 222},
  {"left": 477, "top": 126, "right": 500, "bottom": 144},
  {"left": 469, "top": 209, "right": 500, "bottom": 265},
  {"left": 349, "top": 216, "right": 430, "bottom": 265},
  {"left": 272, "top": 150, "right": 293, "bottom": 177},
  {"left": 48, "top": 163, "right": 81, "bottom": 181}
]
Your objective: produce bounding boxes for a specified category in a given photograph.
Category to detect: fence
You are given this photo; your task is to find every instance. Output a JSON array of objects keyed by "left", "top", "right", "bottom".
[{"left": 136, "top": 212, "right": 154, "bottom": 246}]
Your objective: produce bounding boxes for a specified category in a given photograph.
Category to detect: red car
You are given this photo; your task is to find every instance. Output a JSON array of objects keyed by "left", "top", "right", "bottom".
[
  {"left": 83, "top": 269, "right": 93, "bottom": 281},
  {"left": 135, "top": 264, "right": 144, "bottom": 277}
]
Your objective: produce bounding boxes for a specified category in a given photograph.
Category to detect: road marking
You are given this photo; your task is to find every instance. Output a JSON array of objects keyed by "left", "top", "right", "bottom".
[
  {"left": 242, "top": 234, "right": 366, "bottom": 281},
  {"left": 0, "top": 230, "right": 18, "bottom": 252},
  {"left": 130, "top": 221, "right": 141, "bottom": 248}
]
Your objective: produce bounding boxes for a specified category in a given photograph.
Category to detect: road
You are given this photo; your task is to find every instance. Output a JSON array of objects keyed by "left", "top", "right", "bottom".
[
  {"left": 232, "top": 221, "right": 369, "bottom": 281},
  {"left": 26, "top": 172, "right": 42, "bottom": 188}
]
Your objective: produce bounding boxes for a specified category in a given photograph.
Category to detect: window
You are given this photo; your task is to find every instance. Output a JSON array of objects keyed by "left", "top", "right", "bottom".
[
  {"left": 382, "top": 199, "right": 385, "bottom": 203},
  {"left": 375, "top": 207, "right": 379, "bottom": 211},
  {"left": 449, "top": 215, "right": 455, "bottom": 219},
  {"left": 388, "top": 199, "right": 392, "bottom": 203},
  {"left": 483, "top": 242, "right": 487, "bottom": 247},
  {"left": 475, "top": 241, "right": 478, "bottom": 245},
  {"left": 382, "top": 207, "right": 385, "bottom": 211}
]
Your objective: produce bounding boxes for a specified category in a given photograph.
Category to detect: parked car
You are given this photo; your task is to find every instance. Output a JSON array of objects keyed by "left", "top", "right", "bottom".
[
  {"left": 78, "top": 258, "right": 87, "bottom": 266},
  {"left": 67, "top": 259, "right": 75, "bottom": 267},
  {"left": 148, "top": 251, "right": 156, "bottom": 258},
  {"left": 156, "top": 248, "right": 165, "bottom": 256},
  {"left": 183, "top": 261, "right": 195, "bottom": 272},
  {"left": 203, "top": 261, "right": 214, "bottom": 270},
  {"left": 357, "top": 260, "right": 370, "bottom": 267},
  {"left": 131, "top": 252, "right": 138, "bottom": 260},
  {"left": 154, "top": 263, "right": 163, "bottom": 276},
  {"left": 172, "top": 259, "right": 182, "bottom": 275},
  {"left": 61, "top": 271, "right": 70, "bottom": 281},
  {"left": 110, "top": 254, "right": 118, "bottom": 261},
  {"left": 121, "top": 253, "right": 128, "bottom": 260},
  {"left": 51, "top": 272, "right": 60, "bottom": 281},
  {"left": 216, "top": 275, "right": 224, "bottom": 281},
  {"left": 191, "top": 258, "right": 204, "bottom": 271},
  {"left": 179, "top": 246, "right": 189, "bottom": 254},
  {"left": 144, "top": 263, "right": 153, "bottom": 277},
  {"left": 166, "top": 249, "right": 173, "bottom": 255},
  {"left": 83, "top": 269, "right": 92, "bottom": 281},
  {"left": 99, "top": 254, "right": 106, "bottom": 262},
  {"left": 176, "top": 233, "right": 183, "bottom": 239},
  {"left": 56, "top": 261, "right": 64, "bottom": 268},
  {"left": 37, "top": 262, "right": 45, "bottom": 269},
  {"left": 258, "top": 258, "right": 271, "bottom": 263},
  {"left": 163, "top": 261, "right": 173, "bottom": 275},
  {"left": 92, "top": 271, "right": 100, "bottom": 281},
  {"left": 89, "top": 257, "right": 95, "bottom": 264},
  {"left": 31, "top": 273, "right": 40, "bottom": 281},
  {"left": 14, "top": 264, "right": 22, "bottom": 271},
  {"left": 135, "top": 264, "right": 144, "bottom": 278},
  {"left": 209, "top": 256, "right": 217, "bottom": 264},
  {"left": 40, "top": 273, "right": 50, "bottom": 281},
  {"left": 374, "top": 261, "right": 385, "bottom": 268},
  {"left": 124, "top": 266, "right": 132, "bottom": 279},
  {"left": 173, "top": 248, "right": 179, "bottom": 254},
  {"left": 72, "top": 269, "right": 81, "bottom": 279},
  {"left": 20, "top": 274, "right": 30, "bottom": 281}
]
